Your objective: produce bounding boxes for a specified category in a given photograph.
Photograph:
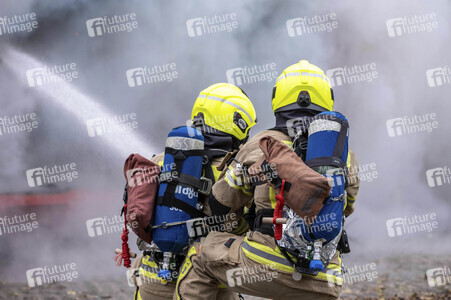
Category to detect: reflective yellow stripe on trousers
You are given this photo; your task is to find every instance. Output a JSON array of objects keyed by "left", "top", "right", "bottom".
[
  {"left": 241, "top": 237, "right": 343, "bottom": 284},
  {"left": 139, "top": 255, "right": 166, "bottom": 283}
]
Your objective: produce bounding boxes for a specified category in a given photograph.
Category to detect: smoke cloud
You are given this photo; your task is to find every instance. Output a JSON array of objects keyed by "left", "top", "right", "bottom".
[{"left": 0, "top": 0, "right": 450, "bottom": 283}]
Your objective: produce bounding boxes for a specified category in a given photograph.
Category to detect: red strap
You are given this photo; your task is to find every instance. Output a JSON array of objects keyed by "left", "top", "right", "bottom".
[
  {"left": 273, "top": 179, "right": 285, "bottom": 240},
  {"left": 121, "top": 204, "right": 131, "bottom": 268}
]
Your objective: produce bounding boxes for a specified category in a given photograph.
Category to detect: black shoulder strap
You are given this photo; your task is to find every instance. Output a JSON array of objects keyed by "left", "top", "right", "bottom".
[
  {"left": 197, "top": 159, "right": 215, "bottom": 208},
  {"left": 203, "top": 160, "right": 216, "bottom": 184},
  {"left": 164, "top": 147, "right": 205, "bottom": 158},
  {"left": 157, "top": 147, "right": 206, "bottom": 218},
  {"left": 293, "top": 134, "right": 308, "bottom": 160},
  {"left": 332, "top": 118, "right": 349, "bottom": 159},
  {"left": 204, "top": 149, "right": 229, "bottom": 161},
  {"left": 245, "top": 201, "right": 257, "bottom": 231},
  {"left": 158, "top": 193, "right": 205, "bottom": 218},
  {"left": 305, "top": 157, "right": 347, "bottom": 169}
]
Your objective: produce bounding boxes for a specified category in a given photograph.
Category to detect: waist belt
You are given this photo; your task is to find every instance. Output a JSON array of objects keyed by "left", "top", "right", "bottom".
[
  {"left": 254, "top": 209, "right": 351, "bottom": 254},
  {"left": 141, "top": 250, "right": 185, "bottom": 275}
]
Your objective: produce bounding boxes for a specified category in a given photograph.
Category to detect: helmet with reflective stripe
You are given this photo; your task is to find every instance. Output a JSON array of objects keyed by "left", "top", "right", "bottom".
[
  {"left": 272, "top": 60, "right": 334, "bottom": 114},
  {"left": 191, "top": 83, "right": 257, "bottom": 141}
]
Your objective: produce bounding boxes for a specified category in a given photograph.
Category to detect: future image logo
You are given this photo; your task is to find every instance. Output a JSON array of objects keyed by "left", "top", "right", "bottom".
[
  {"left": 386, "top": 118, "right": 404, "bottom": 137},
  {"left": 426, "top": 266, "right": 451, "bottom": 287},
  {"left": 386, "top": 113, "right": 438, "bottom": 138},
  {"left": 0, "top": 113, "right": 38, "bottom": 136},
  {"left": 126, "top": 63, "right": 178, "bottom": 87},
  {"left": 386, "top": 218, "right": 404, "bottom": 237},
  {"left": 0, "top": 213, "right": 38, "bottom": 236},
  {"left": 126, "top": 68, "right": 145, "bottom": 87},
  {"left": 25, "top": 63, "right": 78, "bottom": 88},
  {"left": 186, "top": 214, "right": 239, "bottom": 238},
  {"left": 186, "top": 13, "right": 238, "bottom": 37},
  {"left": 286, "top": 13, "right": 338, "bottom": 37},
  {"left": 26, "top": 163, "right": 78, "bottom": 188},
  {"left": 86, "top": 113, "right": 138, "bottom": 137},
  {"left": 0, "top": 13, "right": 38, "bottom": 36},
  {"left": 347, "top": 162, "right": 379, "bottom": 185},
  {"left": 386, "top": 13, "right": 438, "bottom": 37},
  {"left": 426, "top": 167, "right": 451, "bottom": 188},
  {"left": 26, "top": 263, "right": 78, "bottom": 287},
  {"left": 86, "top": 217, "right": 105, "bottom": 237},
  {"left": 226, "top": 63, "right": 278, "bottom": 86},
  {"left": 86, "top": 18, "right": 104, "bottom": 37},
  {"left": 327, "top": 263, "right": 377, "bottom": 287},
  {"left": 86, "top": 118, "right": 105, "bottom": 137},
  {"left": 126, "top": 168, "right": 145, "bottom": 187},
  {"left": 126, "top": 165, "right": 161, "bottom": 187},
  {"left": 226, "top": 265, "right": 277, "bottom": 287},
  {"left": 326, "top": 63, "right": 378, "bottom": 87},
  {"left": 386, "top": 212, "right": 438, "bottom": 238},
  {"left": 186, "top": 18, "right": 204, "bottom": 37},
  {"left": 86, "top": 13, "right": 138, "bottom": 37},
  {"left": 325, "top": 167, "right": 346, "bottom": 188},
  {"left": 426, "top": 66, "right": 451, "bottom": 87},
  {"left": 86, "top": 215, "right": 138, "bottom": 237},
  {"left": 26, "top": 268, "right": 45, "bottom": 287},
  {"left": 226, "top": 268, "right": 244, "bottom": 287}
]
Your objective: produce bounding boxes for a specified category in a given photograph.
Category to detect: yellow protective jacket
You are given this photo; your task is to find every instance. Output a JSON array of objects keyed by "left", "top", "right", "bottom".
[{"left": 211, "top": 129, "right": 360, "bottom": 283}]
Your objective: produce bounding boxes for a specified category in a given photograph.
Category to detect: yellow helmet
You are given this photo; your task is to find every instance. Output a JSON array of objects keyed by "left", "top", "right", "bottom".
[
  {"left": 272, "top": 60, "right": 334, "bottom": 114},
  {"left": 191, "top": 83, "right": 257, "bottom": 141}
]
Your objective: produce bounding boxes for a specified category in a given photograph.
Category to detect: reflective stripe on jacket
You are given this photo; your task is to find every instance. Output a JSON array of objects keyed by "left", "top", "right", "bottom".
[{"left": 241, "top": 236, "right": 343, "bottom": 284}]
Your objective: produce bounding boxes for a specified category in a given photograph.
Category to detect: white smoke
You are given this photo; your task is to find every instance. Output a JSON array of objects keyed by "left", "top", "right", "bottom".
[{"left": 0, "top": 0, "right": 450, "bottom": 284}]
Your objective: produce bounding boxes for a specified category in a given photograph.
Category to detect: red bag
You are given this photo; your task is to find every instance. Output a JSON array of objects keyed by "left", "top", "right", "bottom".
[{"left": 123, "top": 153, "right": 160, "bottom": 244}]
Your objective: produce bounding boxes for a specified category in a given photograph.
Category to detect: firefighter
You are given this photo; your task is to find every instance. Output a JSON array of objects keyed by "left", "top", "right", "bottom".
[
  {"left": 129, "top": 83, "right": 257, "bottom": 300},
  {"left": 174, "top": 60, "right": 360, "bottom": 300}
]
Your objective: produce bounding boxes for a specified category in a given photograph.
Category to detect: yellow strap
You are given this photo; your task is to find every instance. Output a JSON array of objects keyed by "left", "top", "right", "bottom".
[
  {"left": 347, "top": 195, "right": 356, "bottom": 203},
  {"left": 269, "top": 187, "right": 277, "bottom": 209},
  {"left": 282, "top": 140, "right": 293, "bottom": 147}
]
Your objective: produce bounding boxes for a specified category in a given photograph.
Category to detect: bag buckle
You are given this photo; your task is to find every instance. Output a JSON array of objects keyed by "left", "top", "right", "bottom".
[{"left": 198, "top": 177, "right": 212, "bottom": 195}]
